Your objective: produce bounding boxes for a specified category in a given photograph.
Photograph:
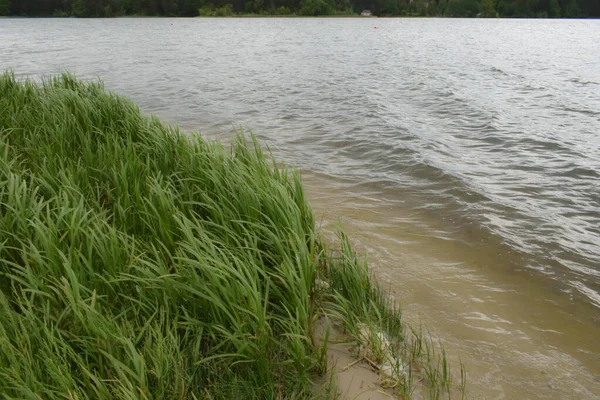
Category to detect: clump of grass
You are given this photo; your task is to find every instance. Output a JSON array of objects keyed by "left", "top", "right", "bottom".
[
  {"left": 317, "top": 228, "right": 466, "bottom": 399},
  {"left": 0, "top": 71, "right": 465, "bottom": 399},
  {"left": 0, "top": 71, "right": 319, "bottom": 398}
]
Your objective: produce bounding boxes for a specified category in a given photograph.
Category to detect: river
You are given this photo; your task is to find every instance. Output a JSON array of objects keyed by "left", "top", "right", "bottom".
[{"left": 1, "top": 17, "right": 599, "bottom": 398}]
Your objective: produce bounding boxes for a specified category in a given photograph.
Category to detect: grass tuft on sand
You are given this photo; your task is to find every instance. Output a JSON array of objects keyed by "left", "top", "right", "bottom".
[{"left": 0, "top": 71, "right": 464, "bottom": 399}]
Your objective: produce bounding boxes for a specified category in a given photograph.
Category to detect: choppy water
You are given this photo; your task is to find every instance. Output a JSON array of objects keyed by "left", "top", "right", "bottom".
[{"left": 1, "top": 17, "right": 599, "bottom": 398}]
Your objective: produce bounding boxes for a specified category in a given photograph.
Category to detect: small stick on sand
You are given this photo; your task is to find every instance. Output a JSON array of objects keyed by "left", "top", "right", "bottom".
[
  {"left": 342, "top": 357, "right": 364, "bottom": 371},
  {"left": 364, "top": 357, "right": 380, "bottom": 370}
]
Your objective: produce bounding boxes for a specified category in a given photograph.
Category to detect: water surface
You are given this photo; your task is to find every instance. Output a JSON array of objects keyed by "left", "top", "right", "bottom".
[{"left": 1, "top": 17, "right": 599, "bottom": 398}]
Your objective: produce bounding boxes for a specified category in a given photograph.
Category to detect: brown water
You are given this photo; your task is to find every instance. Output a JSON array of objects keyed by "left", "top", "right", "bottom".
[
  {"left": 301, "top": 170, "right": 600, "bottom": 399},
  {"left": 2, "top": 17, "right": 599, "bottom": 398}
]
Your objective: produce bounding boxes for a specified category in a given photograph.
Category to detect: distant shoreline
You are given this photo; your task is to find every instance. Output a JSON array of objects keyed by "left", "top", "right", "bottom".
[{"left": 2, "top": 15, "right": 599, "bottom": 19}]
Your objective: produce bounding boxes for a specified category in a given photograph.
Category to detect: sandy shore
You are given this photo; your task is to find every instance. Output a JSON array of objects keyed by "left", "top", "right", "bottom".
[{"left": 314, "top": 318, "right": 395, "bottom": 400}]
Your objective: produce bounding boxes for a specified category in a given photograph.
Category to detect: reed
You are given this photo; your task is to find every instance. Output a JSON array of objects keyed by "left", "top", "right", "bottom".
[{"left": 0, "top": 71, "right": 463, "bottom": 399}]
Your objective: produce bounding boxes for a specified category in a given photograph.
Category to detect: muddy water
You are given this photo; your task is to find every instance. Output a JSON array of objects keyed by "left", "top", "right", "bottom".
[{"left": 301, "top": 171, "right": 600, "bottom": 399}]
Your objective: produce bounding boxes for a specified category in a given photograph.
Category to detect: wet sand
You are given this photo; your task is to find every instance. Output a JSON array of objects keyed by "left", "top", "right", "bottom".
[
  {"left": 301, "top": 170, "right": 600, "bottom": 399},
  {"left": 313, "top": 318, "right": 396, "bottom": 400}
]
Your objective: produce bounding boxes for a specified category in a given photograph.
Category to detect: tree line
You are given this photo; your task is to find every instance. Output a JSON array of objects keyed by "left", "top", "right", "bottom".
[{"left": 0, "top": 0, "right": 597, "bottom": 18}]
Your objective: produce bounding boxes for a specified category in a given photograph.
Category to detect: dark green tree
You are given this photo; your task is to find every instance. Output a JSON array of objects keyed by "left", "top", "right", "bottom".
[
  {"left": 427, "top": 0, "right": 438, "bottom": 15},
  {"left": 547, "top": 0, "right": 561, "bottom": 15},
  {"left": 0, "top": 0, "right": 10, "bottom": 15},
  {"left": 2, "top": 0, "right": 597, "bottom": 17},
  {"left": 446, "top": 0, "right": 478, "bottom": 15},
  {"left": 71, "top": 0, "right": 88, "bottom": 16},
  {"left": 514, "top": 0, "right": 535, "bottom": 16},
  {"left": 298, "top": 0, "right": 334, "bottom": 14},
  {"left": 561, "top": 0, "right": 581, "bottom": 16},
  {"left": 160, "top": 0, "right": 179, "bottom": 14},
  {"left": 478, "top": 0, "right": 496, "bottom": 16},
  {"left": 437, "top": 0, "right": 448, "bottom": 15},
  {"left": 416, "top": 0, "right": 427, "bottom": 15},
  {"left": 380, "top": 0, "right": 403, "bottom": 15}
]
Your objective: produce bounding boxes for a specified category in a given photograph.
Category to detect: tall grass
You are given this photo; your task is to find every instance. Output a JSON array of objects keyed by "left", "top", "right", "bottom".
[{"left": 0, "top": 71, "right": 463, "bottom": 399}]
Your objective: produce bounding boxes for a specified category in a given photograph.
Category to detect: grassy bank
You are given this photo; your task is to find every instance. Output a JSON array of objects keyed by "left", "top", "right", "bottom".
[{"left": 0, "top": 72, "right": 463, "bottom": 399}]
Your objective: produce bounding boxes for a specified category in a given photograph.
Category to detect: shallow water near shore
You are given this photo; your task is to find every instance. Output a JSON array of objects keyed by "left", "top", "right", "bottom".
[
  {"left": 1, "top": 17, "right": 599, "bottom": 398},
  {"left": 301, "top": 170, "right": 600, "bottom": 398}
]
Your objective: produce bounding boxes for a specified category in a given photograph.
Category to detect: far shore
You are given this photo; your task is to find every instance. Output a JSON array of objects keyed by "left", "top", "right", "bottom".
[{"left": 3, "top": 15, "right": 599, "bottom": 19}]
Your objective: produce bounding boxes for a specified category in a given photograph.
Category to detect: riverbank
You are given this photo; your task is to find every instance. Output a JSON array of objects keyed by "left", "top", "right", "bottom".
[
  {"left": 194, "top": 13, "right": 367, "bottom": 17},
  {"left": 0, "top": 72, "right": 462, "bottom": 399},
  {"left": 299, "top": 170, "right": 600, "bottom": 399}
]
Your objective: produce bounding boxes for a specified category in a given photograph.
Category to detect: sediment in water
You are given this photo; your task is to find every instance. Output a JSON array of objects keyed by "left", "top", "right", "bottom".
[{"left": 0, "top": 72, "right": 460, "bottom": 399}]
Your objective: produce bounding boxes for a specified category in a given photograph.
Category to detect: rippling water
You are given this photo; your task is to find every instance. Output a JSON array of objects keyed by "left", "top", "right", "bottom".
[{"left": 2, "top": 17, "right": 599, "bottom": 397}]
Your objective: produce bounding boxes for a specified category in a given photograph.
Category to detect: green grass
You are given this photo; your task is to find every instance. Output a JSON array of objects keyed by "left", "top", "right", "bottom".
[{"left": 0, "top": 71, "right": 464, "bottom": 399}]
